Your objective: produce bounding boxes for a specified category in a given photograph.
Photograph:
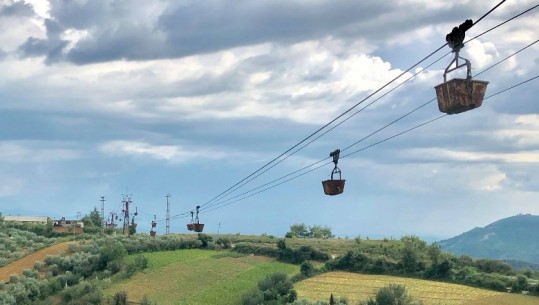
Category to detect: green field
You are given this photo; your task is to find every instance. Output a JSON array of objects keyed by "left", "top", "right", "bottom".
[
  {"left": 105, "top": 249, "right": 299, "bottom": 305},
  {"left": 295, "top": 271, "right": 539, "bottom": 305}
]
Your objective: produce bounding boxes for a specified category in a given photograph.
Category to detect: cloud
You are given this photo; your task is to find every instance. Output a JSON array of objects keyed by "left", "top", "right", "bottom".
[
  {"left": 0, "top": 141, "right": 80, "bottom": 163},
  {"left": 403, "top": 148, "right": 539, "bottom": 163},
  {"left": 13, "top": 0, "right": 498, "bottom": 65},
  {"left": 0, "top": 1, "right": 34, "bottom": 17},
  {"left": 1, "top": 1, "right": 538, "bottom": 238},
  {"left": 98, "top": 140, "right": 265, "bottom": 164}
]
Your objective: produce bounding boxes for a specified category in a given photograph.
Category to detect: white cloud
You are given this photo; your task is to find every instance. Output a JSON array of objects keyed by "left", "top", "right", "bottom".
[
  {"left": 98, "top": 140, "right": 266, "bottom": 164},
  {"left": 0, "top": 141, "right": 80, "bottom": 163},
  {"left": 402, "top": 147, "right": 539, "bottom": 163},
  {"left": 465, "top": 39, "right": 499, "bottom": 71}
]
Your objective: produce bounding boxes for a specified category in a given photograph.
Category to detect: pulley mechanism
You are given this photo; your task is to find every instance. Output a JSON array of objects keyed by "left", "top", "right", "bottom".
[
  {"left": 321, "top": 149, "right": 346, "bottom": 196},
  {"left": 150, "top": 215, "right": 157, "bottom": 237}
]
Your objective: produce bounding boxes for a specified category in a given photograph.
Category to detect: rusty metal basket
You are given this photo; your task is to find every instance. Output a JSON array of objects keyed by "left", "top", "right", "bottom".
[
  {"left": 186, "top": 224, "right": 194, "bottom": 231},
  {"left": 193, "top": 223, "right": 205, "bottom": 233},
  {"left": 322, "top": 179, "right": 346, "bottom": 196},
  {"left": 435, "top": 78, "right": 488, "bottom": 114}
]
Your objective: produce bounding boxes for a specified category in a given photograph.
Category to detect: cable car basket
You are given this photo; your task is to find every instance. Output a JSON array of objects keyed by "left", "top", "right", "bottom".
[
  {"left": 193, "top": 223, "right": 205, "bottom": 232},
  {"left": 435, "top": 19, "right": 488, "bottom": 114},
  {"left": 435, "top": 78, "right": 488, "bottom": 114},
  {"left": 186, "top": 224, "right": 194, "bottom": 231},
  {"left": 322, "top": 149, "right": 346, "bottom": 196}
]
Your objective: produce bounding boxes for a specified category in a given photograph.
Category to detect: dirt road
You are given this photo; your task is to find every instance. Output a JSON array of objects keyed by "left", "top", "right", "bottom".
[{"left": 0, "top": 242, "right": 69, "bottom": 281}]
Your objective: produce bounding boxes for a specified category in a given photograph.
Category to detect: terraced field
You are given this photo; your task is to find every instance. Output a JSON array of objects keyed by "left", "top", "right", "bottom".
[
  {"left": 295, "top": 271, "right": 539, "bottom": 305},
  {"left": 105, "top": 250, "right": 299, "bottom": 305}
]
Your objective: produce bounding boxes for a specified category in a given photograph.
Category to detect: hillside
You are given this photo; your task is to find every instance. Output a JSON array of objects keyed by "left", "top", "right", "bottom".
[
  {"left": 105, "top": 249, "right": 299, "bottom": 305},
  {"left": 439, "top": 214, "right": 539, "bottom": 264},
  {"left": 0, "top": 242, "right": 69, "bottom": 281}
]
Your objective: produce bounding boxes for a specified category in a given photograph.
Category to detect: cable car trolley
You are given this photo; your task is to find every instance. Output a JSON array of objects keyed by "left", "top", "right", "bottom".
[
  {"left": 187, "top": 211, "right": 195, "bottom": 231},
  {"left": 186, "top": 205, "right": 205, "bottom": 232},
  {"left": 150, "top": 215, "right": 157, "bottom": 237},
  {"left": 322, "top": 149, "right": 346, "bottom": 196},
  {"left": 435, "top": 19, "right": 488, "bottom": 114}
]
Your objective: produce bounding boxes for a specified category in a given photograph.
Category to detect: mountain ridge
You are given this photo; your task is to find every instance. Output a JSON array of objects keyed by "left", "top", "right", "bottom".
[{"left": 439, "top": 214, "right": 539, "bottom": 265}]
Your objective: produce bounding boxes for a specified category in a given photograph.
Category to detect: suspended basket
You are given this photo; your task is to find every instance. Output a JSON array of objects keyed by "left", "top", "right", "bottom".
[
  {"left": 150, "top": 231, "right": 156, "bottom": 237},
  {"left": 435, "top": 78, "right": 488, "bottom": 114},
  {"left": 193, "top": 223, "right": 205, "bottom": 232},
  {"left": 322, "top": 172, "right": 346, "bottom": 196},
  {"left": 186, "top": 224, "right": 194, "bottom": 231},
  {"left": 322, "top": 149, "right": 346, "bottom": 196},
  {"left": 435, "top": 19, "right": 488, "bottom": 115}
]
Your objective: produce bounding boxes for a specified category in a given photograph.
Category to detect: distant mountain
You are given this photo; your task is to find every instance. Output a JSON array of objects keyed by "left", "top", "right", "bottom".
[{"left": 439, "top": 214, "right": 539, "bottom": 265}]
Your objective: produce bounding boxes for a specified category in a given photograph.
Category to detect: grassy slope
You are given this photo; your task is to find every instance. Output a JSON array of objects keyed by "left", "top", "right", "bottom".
[
  {"left": 295, "top": 271, "right": 539, "bottom": 305},
  {"left": 105, "top": 249, "right": 299, "bottom": 305}
]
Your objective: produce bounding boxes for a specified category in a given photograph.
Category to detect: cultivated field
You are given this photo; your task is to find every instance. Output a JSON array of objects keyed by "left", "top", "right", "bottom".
[
  {"left": 295, "top": 271, "right": 539, "bottom": 305},
  {"left": 105, "top": 249, "right": 299, "bottom": 305}
]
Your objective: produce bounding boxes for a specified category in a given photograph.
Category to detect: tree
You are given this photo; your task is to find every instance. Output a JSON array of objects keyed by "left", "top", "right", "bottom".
[
  {"left": 287, "top": 224, "right": 333, "bottom": 239},
  {"left": 300, "top": 261, "right": 316, "bottom": 277},
  {"left": 288, "top": 223, "right": 309, "bottom": 238},
  {"left": 242, "top": 272, "right": 297, "bottom": 305},
  {"left": 113, "top": 291, "right": 128, "bottom": 305},
  {"left": 309, "top": 225, "right": 334, "bottom": 239},
  {"left": 82, "top": 208, "right": 102, "bottom": 227},
  {"left": 98, "top": 240, "right": 127, "bottom": 269},
  {"left": 360, "top": 284, "right": 421, "bottom": 305}
]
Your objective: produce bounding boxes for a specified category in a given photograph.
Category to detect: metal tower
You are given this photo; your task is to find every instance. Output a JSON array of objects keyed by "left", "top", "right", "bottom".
[
  {"left": 122, "top": 194, "right": 132, "bottom": 237},
  {"left": 165, "top": 193, "right": 171, "bottom": 234},
  {"left": 100, "top": 196, "right": 105, "bottom": 234}
]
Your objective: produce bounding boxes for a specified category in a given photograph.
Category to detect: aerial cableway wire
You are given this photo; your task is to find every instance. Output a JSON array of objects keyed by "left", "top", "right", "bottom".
[
  {"left": 200, "top": 4, "right": 536, "bottom": 212},
  {"left": 197, "top": 0, "right": 512, "bottom": 211},
  {"left": 174, "top": 4, "right": 535, "bottom": 220},
  {"left": 201, "top": 51, "right": 451, "bottom": 211},
  {"left": 168, "top": 1, "right": 534, "bottom": 221},
  {"left": 197, "top": 40, "right": 449, "bottom": 210},
  {"left": 196, "top": 39, "right": 539, "bottom": 216},
  {"left": 199, "top": 74, "right": 539, "bottom": 216}
]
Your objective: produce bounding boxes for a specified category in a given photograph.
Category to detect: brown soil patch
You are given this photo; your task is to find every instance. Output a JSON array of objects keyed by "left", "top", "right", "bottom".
[{"left": 0, "top": 242, "right": 70, "bottom": 282}]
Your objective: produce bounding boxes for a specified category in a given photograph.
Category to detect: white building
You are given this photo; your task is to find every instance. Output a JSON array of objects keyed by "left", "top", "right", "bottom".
[{"left": 3, "top": 215, "right": 50, "bottom": 225}]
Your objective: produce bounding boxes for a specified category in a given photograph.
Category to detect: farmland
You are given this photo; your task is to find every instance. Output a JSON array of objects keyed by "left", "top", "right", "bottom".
[
  {"left": 104, "top": 249, "right": 299, "bottom": 305},
  {"left": 295, "top": 271, "right": 539, "bottom": 305}
]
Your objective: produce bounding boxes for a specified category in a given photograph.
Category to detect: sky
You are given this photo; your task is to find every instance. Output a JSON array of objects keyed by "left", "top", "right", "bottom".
[{"left": 0, "top": 0, "right": 538, "bottom": 241}]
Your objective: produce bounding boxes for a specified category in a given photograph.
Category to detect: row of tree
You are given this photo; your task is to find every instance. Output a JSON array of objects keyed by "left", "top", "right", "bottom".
[{"left": 286, "top": 223, "right": 334, "bottom": 239}]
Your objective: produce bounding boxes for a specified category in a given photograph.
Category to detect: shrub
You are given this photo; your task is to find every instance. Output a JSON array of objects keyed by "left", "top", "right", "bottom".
[
  {"left": 33, "top": 261, "right": 44, "bottom": 271},
  {"left": 62, "top": 281, "right": 103, "bottom": 305},
  {"left": 359, "top": 284, "right": 422, "bottom": 305},
  {"left": 22, "top": 269, "right": 37, "bottom": 278},
  {"left": 113, "top": 291, "right": 128, "bottom": 305},
  {"left": 8, "top": 275, "right": 19, "bottom": 284},
  {"left": 215, "top": 237, "right": 232, "bottom": 249},
  {"left": 242, "top": 272, "right": 297, "bottom": 305}
]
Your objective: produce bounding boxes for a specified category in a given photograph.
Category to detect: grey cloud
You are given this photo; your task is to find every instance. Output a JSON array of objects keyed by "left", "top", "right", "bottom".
[
  {"left": 16, "top": 0, "right": 483, "bottom": 65},
  {"left": 157, "top": 1, "right": 390, "bottom": 57},
  {"left": 18, "top": 37, "right": 68, "bottom": 61},
  {"left": 0, "top": 1, "right": 34, "bottom": 17},
  {"left": 18, "top": 19, "right": 68, "bottom": 62}
]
